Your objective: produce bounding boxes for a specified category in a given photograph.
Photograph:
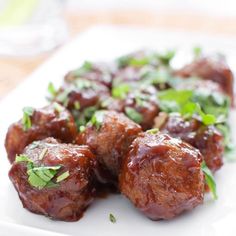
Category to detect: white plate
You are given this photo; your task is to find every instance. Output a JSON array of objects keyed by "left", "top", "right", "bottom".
[{"left": 1, "top": 25, "right": 236, "bottom": 236}]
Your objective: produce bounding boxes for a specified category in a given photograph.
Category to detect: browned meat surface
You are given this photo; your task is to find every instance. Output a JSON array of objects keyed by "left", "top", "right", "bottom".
[
  {"left": 76, "top": 110, "right": 142, "bottom": 182},
  {"left": 9, "top": 138, "right": 97, "bottom": 221},
  {"left": 5, "top": 104, "right": 77, "bottom": 163},
  {"left": 55, "top": 78, "right": 110, "bottom": 111},
  {"left": 119, "top": 132, "right": 204, "bottom": 220},
  {"left": 175, "top": 56, "right": 234, "bottom": 104},
  {"left": 158, "top": 113, "right": 224, "bottom": 172}
]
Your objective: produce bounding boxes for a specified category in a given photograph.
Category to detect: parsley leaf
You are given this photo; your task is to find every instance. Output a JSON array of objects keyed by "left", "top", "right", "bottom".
[
  {"left": 90, "top": 111, "right": 105, "bottom": 129},
  {"left": 201, "top": 161, "right": 217, "bottom": 200},
  {"left": 109, "top": 213, "right": 116, "bottom": 223},
  {"left": 193, "top": 46, "right": 202, "bottom": 58},
  {"left": 15, "top": 154, "right": 32, "bottom": 163},
  {"left": 157, "top": 50, "right": 175, "bottom": 65},
  {"left": 158, "top": 89, "right": 217, "bottom": 126},
  {"left": 79, "top": 125, "right": 86, "bottom": 132},
  {"left": 112, "top": 83, "right": 130, "bottom": 99},
  {"left": 73, "top": 61, "right": 93, "bottom": 77},
  {"left": 181, "top": 102, "right": 216, "bottom": 125},
  {"left": 15, "top": 154, "right": 62, "bottom": 189},
  {"left": 22, "top": 107, "right": 34, "bottom": 131},
  {"left": 38, "top": 148, "right": 48, "bottom": 160},
  {"left": 48, "top": 82, "right": 57, "bottom": 97},
  {"left": 53, "top": 102, "right": 64, "bottom": 113},
  {"left": 74, "top": 101, "right": 81, "bottom": 110},
  {"left": 159, "top": 89, "right": 193, "bottom": 104},
  {"left": 56, "top": 171, "right": 70, "bottom": 183},
  {"left": 146, "top": 128, "right": 159, "bottom": 134},
  {"left": 125, "top": 107, "right": 143, "bottom": 124}
]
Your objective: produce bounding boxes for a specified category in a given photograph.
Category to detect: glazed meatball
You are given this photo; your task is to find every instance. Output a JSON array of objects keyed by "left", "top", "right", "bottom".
[
  {"left": 5, "top": 104, "right": 77, "bottom": 163},
  {"left": 175, "top": 56, "right": 234, "bottom": 104},
  {"left": 55, "top": 78, "right": 110, "bottom": 111},
  {"left": 119, "top": 132, "right": 204, "bottom": 220},
  {"left": 158, "top": 113, "right": 224, "bottom": 172},
  {"left": 9, "top": 138, "right": 97, "bottom": 221},
  {"left": 77, "top": 110, "right": 142, "bottom": 181}
]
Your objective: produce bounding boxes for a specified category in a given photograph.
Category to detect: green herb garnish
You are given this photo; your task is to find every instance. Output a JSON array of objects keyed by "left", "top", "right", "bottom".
[
  {"left": 125, "top": 107, "right": 143, "bottom": 124},
  {"left": 53, "top": 102, "right": 64, "bottom": 113},
  {"left": 193, "top": 46, "right": 202, "bottom": 58},
  {"left": 112, "top": 83, "right": 130, "bottom": 99},
  {"left": 146, "top": 128, "right": 159, "bottom": 134},
  {"left": 15, "top": 154, "right": 62, "bottom": 189},
  {"left": 158, "top": 89, "right": 217, "bottom": 126},
  {"left": 91, "top": 111, "right": 105, "bottom": 129},
  {"left": 140, "top": 68, "right": 170, "bottom": 85},
  {"left": 48, "top": 82, "right": 57, "bottom": 97},
  {"left": 56, "top": 171, "right": 70, "bottom": 183},
  {"left": 201, "top": 161, "right": 217, "bottom": 200},
  {"left": 74, "top": 101, "right": 81, "bottom": 110},
  {"left": 157, "top": 50, "right": 175, "bottom": 65},
  {"left": 109, "top": 213, "right": 116, "bottom": 223},
  {"left": 79, "top": 125, "right": 86, "bottom": 132},
  {"left": 22, "top": 107, "right": 34, "bottom": 131},
  {"left": 181, "top": 102, "right": 216, "bottom": 125},
  {"left": 74, "top": 79, "right": 92, "bottom": 90},
  {"left": 15, "top": 154, "right": 32, "bottom": 163},
  {"left": 38, "top": 148, "right": 48, "bottom": 160},
  {"left": 73, "top": 61, "right": 93, "bottom": 77}
]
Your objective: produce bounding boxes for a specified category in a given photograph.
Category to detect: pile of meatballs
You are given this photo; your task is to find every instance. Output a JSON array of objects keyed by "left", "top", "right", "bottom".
[{"left": 5, "top": 49, "right": 234, "bottom": 222}]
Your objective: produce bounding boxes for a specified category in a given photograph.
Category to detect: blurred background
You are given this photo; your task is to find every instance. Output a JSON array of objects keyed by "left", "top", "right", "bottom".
[{"left": 0, "top": 0, "right": 236, "bottom": 99}]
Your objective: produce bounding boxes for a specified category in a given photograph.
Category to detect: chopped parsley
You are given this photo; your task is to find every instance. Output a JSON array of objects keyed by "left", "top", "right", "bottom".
[
  {"left": 53, "top": 102, "right": 64, "bottom": 113},
  {"left": 56, "top": 171, "right": 70, "bottom": 183},
  {"left": 112, "top": 83, "right": 130, "bottom": 99},
  {"left": 47, "top": 82, "right": 57, "bottom": 97},
  {"left": 74, "top": 101, "right": 81, "bottom": 110},
  {"left": 158, "top": 89, "right": 217, "bottom": 126},
  {"left": 38, "top": 148, "right": 48, "bottom": 160},
  {"left": 22, "top": 107, "right": 34, "bottom": 131},
  {"left": 193, "top": 46, "right": 202, "bottom": 58},
  {"left": 90, "top": 111, "right": 105, "bottom": 129},
  {"left": 73, "top": 61, "right": 93, "bottom": 77},
  {"left": 56, "top": 90, "right": 69, "bottom": 107},
  {"left": 181, "top": 102, "right": 216, "bottom": 125},
  {"left": 109, "top": 213, "right": 116, "bottom": 223},
  {"left": 125, "top": 107, "right": 143, "bottom": 124},
  {"left": 146, "top": 128, "right": 159, "bottom": 134},
  {"left": 157, "top": 50, "right": 175, "bottom": 65},
  {"left": 79, "top": 125, "right": 86, "bottom": 132},
  {"left": 201, "top": 161, "right": 217, "bottom": 200},
  {"left": 74, "top": 79, "right": 92, "bottom": 90},
  {"left": 140, "top": 68, "right": 170, "bottom": 85},
  {"left": 15, "top": 154, "right": 32, "bottom": 163},
  {"left": 15, "top": 154, "right": 67, "bottom": 189},
  {"left": 28, "top": 141, "right": 40, "bottom": 150}
]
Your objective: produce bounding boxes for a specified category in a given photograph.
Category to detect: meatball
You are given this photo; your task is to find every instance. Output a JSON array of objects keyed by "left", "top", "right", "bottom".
[
  {"left": 5, "top": 104, "right": 77, "bottom": 163},
  {"left": 9, "top": 138, "right": 97, "bottom": 221},
  {"left": 119, "top": 132, "right": 204, "bottom": 220},
  {"left": 158, "top": 113, "right": 224, "bottom": 172},
  {"left": 76, "top": 110, "right": 142, "bottom": 182},
  {"left": 175, "top": 56, "right": 234, "bottom": 104},
  {"left": 55, "top": 78, "right": 110, "bottom": 111}
]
